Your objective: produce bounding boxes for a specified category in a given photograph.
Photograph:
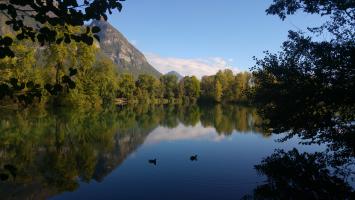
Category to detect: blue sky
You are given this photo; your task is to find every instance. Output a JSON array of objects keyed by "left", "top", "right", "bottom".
[{"left": 108, "top": 0, "right": 325, "bottom": 77}]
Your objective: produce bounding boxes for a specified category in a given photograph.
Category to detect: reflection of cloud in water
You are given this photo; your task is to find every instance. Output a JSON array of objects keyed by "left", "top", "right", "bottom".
[{"left": 144, "top": 122, "right": 226, "bottom": 144}]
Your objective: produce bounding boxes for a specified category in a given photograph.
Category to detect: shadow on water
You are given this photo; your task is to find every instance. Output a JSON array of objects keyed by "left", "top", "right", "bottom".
[
  {"left": 243, "top": 98, "right": 355, "bottom": 199},
  {"left": 0, "top": 104, "right": 263, "bottom": 199},
  {"left": 243, "top": 149, "right": 355, "bottom": 199}
]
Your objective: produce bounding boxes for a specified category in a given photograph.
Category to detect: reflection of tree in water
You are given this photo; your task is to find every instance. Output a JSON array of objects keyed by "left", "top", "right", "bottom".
[
  {"left": 199, "top": 104, "right": 266, "bottom": 136},
  {"left": 0, "top": 104, "right": 266, "bottom": 199},
  {"left": 160, "top": 105, "right": 179, "bottom": 128},
  {"left": 0, "top": 107, "right": 163, "bottom": 199},
  {"left": 159, "top": 103, "right": 266, "bottom": 136},
  {"left": 177, "top": 104, "right": 201, "bottom": 127},
  {"left": 245, "top": 149, "right": 354, "bottom": 199}
]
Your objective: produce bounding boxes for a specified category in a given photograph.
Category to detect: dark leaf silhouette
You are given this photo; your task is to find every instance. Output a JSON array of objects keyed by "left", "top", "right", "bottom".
[
  {"left": 92, "top": 26, "right": 101, "bottom": 33},
  {"left": 93, "top": 34, "right": 100, "bottom": 42},
  {"left": 0, "top": 173, "right": 9, "bottom": 181},
  {"left": 69, "top": 68, "right": 78, "bottom": 76},
  {"left": 4, "top": 164, "right": 17, "bottom": 178},
  {"left": 0, "top": 0, "right": 125, "bottom": 57}
]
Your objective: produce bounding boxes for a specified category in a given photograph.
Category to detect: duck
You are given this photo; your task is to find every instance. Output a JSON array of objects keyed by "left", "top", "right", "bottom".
[
  {"left": 148, "top": 159, "right": 157, "bottom": 165},
  {"left": 190, "top": 154, "right": 198, "bottom": 161}
]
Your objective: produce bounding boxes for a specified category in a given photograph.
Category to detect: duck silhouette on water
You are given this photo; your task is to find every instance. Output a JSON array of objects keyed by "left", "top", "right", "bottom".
[
  {"left": 148, "top": 155, "right": 197, "bottom": 166},
  {"left": 148, "top": 159, "right": 157, "bottom": 166},
  {"left": 190, "top": 154, "right": 198, "bottom": 161}
]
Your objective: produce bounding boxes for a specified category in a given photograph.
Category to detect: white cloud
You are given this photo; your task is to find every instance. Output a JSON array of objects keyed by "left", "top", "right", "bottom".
[
  {"left": 145, "top": 53, "right": 240, "bottom": 78},
  {"left": 144, "top": 123, "right": 226, "bottom": 144}
]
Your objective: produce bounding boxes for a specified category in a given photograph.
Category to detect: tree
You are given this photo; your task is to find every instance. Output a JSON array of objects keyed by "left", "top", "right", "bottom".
[
  {"left": 93, "top": 57, "right": 118, "bottom": 105},
  {"left": 216, "top": 69, "right": 234, "bottom": 101},
  {"left": 189, "top": 76, "right": 200, "bottom": 99},
  {"left": 200, "top": 71, "right": 252, "bottom": 103},
  {"left": 200, "top": 75, "right": 215, "bottom": 101},
  {"left": 0, "top": 34, "right": 123, "bottom": 108},
  {"left": 179, "top": 76, "right": 200, "bottom": 101},
  {"left": 0, "top": 39, "right": 43, "bottom": 105},
  {"left": 214, "top": 79, "right": 222, "bottom": 102},
  {"left": 160, "top": 74, "right": 178, "bottom": 100},
  {"left": 234, "top": 72, "right": 251, "bottom": 102},
  {"left": 251, "top": 0, "right": 355, "bottom": 170},
  {"left": 44, "top": 36, "right": 77, "bottom": 90},
  {"left": 136, "top": 74, "right": 162, "bottom": 101},
  {"left": 0, "top": 0, "right": 125, "bottom": 105},
  {"left": 117, "top": 73, "right": 136, "bottom": 100},
  {"left": 266, "top": 0, "right": 354, "bottom": 42}
]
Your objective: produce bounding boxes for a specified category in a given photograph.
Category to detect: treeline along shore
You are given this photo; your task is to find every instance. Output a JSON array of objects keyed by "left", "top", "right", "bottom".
[{"left": 0, "top": 36, "right": 253, "bottom": 109}]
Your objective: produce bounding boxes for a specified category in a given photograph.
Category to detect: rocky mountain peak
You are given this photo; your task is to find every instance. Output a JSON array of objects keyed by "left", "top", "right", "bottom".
[{"left": 91, "top": 20, "right": 161, "bottom": 78}]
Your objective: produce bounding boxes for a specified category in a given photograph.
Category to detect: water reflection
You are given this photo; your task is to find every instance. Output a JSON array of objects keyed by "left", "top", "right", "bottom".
[
  {"left": 1, "top": 104, "right": 352, "bottom": 199},
  {"left": 0, "top": 108, "right": 153, "bottom": 199},
  {"left": 0, "top": 104, "right": 263, "bottom": 199},
  {"left": 199, "top": 104, "right": 265, "bottom": 135},
  {"left": 244, "top": 149, "right": 355, "bottom": 200}
]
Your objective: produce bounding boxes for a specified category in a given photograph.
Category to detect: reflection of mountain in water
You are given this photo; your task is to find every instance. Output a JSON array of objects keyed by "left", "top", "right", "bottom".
[
  {"left": 92, "top": 125, "right": 156, "bottom": 182},
  {"left": 0, "top": 108, "right": 159, "bottom": 199},
  {"left": 0, "top": 104, "right": 264, "bottom": 199}
]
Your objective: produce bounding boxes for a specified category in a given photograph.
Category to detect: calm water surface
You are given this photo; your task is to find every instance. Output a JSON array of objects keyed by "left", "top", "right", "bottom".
[{"left": 0, "top": 104, "right": 326, "bottom": 199}]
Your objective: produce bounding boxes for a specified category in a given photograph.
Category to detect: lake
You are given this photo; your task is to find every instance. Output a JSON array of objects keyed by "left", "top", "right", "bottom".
[{"left": 0, "top": 104, "right": 349, "bottom": 199}]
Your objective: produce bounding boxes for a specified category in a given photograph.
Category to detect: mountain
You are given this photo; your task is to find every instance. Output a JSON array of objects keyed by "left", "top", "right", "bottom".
[
  {"left": 91, "top": 20, "right": 161, "bottom": 78},
  {"left": 166, "top": 71, "right": 183, "bottom": 80}
]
